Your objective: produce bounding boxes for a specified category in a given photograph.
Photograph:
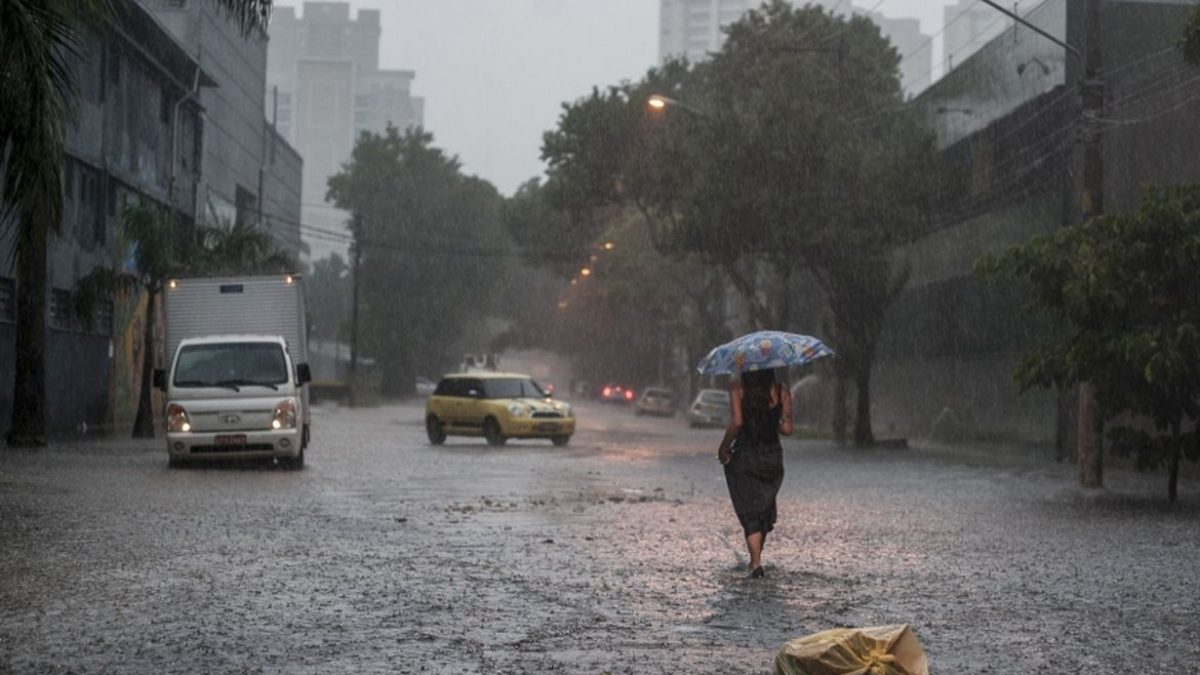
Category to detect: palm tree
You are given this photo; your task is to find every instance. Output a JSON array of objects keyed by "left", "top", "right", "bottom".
[{"left": 0, "top": 0, "right": 272, "bottom": 446}]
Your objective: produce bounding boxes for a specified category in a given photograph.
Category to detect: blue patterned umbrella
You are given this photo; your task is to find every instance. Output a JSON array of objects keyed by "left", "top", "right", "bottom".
[{"left": 696, "top": 330, "right": 834, "bottom": 375}]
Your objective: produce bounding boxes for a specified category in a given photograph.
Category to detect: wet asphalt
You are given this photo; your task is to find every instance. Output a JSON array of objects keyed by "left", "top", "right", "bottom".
[{"left": 1, "top": 400, "right": 1198, "bottom": 674}]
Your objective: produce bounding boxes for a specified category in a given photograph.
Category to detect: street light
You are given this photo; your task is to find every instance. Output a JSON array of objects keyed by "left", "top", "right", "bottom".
[{"left": 646, "top": 94, "right": 708, "bottom": 116}]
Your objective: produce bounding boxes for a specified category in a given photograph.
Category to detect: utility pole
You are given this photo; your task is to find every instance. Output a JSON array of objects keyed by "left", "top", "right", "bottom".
[
  {"left": 979, "top": 0, "right": 1103, "bottom": 488},
  {"left": 1076, "top": 0, "right": 1104, "bottom": 488},
  {"left": 349, "top": 214, "right": 362, "bottom": 407}
]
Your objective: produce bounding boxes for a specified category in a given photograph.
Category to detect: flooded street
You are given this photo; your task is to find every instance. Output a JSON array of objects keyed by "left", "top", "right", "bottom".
[{"left": 2, "top": 401, "right": 1198, "bottom": 674}]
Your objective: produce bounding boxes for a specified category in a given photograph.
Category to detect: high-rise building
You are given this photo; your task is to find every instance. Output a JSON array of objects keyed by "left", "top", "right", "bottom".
[
  {"left": 658, "top": 0, "right": 755, "bottom": 63},
  {"left": 943, "top": 0, "right": 1012, "bottom": 72},
  {"left": 266, "top": 2, "right": 425, "bottom": 261},
  {"left": 854, "top": 8, "right": 933, "bottom": 97}
]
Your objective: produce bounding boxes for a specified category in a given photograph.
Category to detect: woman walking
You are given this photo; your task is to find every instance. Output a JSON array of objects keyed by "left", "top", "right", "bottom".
[{"left": 718, "top": 368, "right": 793, "bottom": 578}]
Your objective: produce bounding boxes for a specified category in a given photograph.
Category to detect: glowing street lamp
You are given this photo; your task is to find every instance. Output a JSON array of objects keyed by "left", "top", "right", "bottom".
[
  {"left": 580, "top": 268, "right": 592, "bottom": 277},
  {"left": 646, "top": 94, "right": 707, "bottom": 116}
]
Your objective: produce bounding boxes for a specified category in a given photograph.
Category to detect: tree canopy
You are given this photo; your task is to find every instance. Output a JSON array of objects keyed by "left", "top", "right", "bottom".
[
  {"left": 327, "top": 126, "right": 509, "bottom": 395},
  {"left": 537, "top": 0, "right": 941, "bottom": 444}
]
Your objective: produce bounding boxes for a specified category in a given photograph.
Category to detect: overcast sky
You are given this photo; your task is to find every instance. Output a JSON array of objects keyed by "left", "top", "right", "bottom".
[{"left": 274, "top": 0, "right": 978, "bottom": 196}]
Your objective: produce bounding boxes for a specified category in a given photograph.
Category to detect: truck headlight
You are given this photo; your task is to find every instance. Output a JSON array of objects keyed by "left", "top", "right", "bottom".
[
  {"left": 167, "top": 404, "right": 191, "bottom": 433},
  {"left": 272, "top": 399, "right": 297, "bottom": 430},
  {"left": 507, "top": 404, "right": 529, "bottom": 417}
]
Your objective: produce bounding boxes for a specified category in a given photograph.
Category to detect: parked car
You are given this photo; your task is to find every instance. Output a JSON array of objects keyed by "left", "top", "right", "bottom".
[
  {"left": 600, "top": 384, "right": 635, "bottom": 404},
  {"left": 425, "top": 372, "right": 575, "bottom": 447},
  {"left": 688, "top": 388, "right": 731, "bottom": 428},
  {"left": 415, "top": 376, "right": 437, "bottom": 396},
  {"left": 634, "top": 387, "right": 675, "bottom": 417}
]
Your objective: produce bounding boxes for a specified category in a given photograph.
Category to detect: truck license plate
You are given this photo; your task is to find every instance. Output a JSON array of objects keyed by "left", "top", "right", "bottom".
[{"left": 215, "top": 434, "right": 246, "bottom": 446}]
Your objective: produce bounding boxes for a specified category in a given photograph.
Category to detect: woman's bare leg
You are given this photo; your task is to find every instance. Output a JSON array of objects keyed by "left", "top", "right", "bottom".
[{"left": 746, "top": 532, "right": 764, "bottom": 572}]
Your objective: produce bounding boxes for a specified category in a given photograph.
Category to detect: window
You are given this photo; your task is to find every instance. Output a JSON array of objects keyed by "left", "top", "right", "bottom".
[
  {"left": 235, "top": 185, "right": 258, "bottom": 227},
  {"left": 50, "top": 289, "right": 73, "bottom": 331},
  {"left": 93, "top": 300, "right": 113, "bottom": 336},
  {"left": 0, "top": 277, "right": 15, "bottom": 323},
  {"left": 354, "top": 111, "right": 369, "bottom": 125},
  {"left": 354, "top": 94, "right": 374, "bottom": 108}
]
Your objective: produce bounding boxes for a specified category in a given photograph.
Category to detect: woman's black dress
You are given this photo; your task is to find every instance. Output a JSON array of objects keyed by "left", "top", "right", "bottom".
[{"left": 723, "top": 395, "right": 785, "bottom": 537}]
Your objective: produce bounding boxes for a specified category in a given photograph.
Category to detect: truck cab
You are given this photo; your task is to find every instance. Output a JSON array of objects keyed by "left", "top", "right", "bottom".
[{"left": 158, "top": 335, "right": 310, "bottom": 468}]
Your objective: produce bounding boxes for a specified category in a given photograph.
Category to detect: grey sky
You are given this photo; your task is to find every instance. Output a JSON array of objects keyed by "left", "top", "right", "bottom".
[{"left": 274, "top": 1, "right": 986, "bottom": 196}]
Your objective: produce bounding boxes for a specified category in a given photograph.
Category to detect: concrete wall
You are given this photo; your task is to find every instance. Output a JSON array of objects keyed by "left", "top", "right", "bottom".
[{"left": 872, "top": 0, "right": 1200, "bottom": 447}]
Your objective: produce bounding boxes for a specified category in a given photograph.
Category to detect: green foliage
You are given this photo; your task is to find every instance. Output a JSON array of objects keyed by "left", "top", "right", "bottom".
[
  {"left": 327, "top": 126, "right": 509, "bottom": 394},
  {"left": 308, "top": 253, "right": 351, "bottom": 343},
  {"left": 538, "top": 1, "right": 941, "bottom": 444},
  {"left": 977, "top": 185, "right": 1200, "bottom": 500}
]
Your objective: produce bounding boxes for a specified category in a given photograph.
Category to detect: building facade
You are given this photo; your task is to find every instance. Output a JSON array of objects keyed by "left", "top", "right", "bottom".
[
  {"left": 142, "top": 0, "right": 305, "bottom": 259},
  {"left": 875, "top": 0, "right": 1200, "bottom": 447},
  {"left": 658, "top": 0, "right": 755, "bottom": 63},
  {"left": 266, "top": 2, "right": 425, "bottom": 262},
  {"left": 1, "top": 3, "right": 211, "bottom": 436},
  {"left": 855, "top": 9, "right": 933, "bottom": 97}
]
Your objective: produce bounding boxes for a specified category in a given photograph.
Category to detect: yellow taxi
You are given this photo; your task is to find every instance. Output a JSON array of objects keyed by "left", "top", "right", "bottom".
[{"left": 425, "top": 372, "right": 575, "bottom": 446}]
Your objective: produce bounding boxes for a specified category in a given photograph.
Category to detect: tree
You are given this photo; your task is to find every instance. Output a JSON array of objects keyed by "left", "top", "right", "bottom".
[
  {"left": 1, "top": 0, "right": 272, "bottom": 446},
  {"left": 74, "top": 205, "right": 292, "bottom": 438},
  {"left": 977, "top": 185, "right": 1200, "bottom": 502},
  {"left": 540, "top": 1, "right": 940, "bottom": 445},
  {"left": 308, "top": 254, "right": 351, "bottom": 344},
  {"left": 327, "top": 127, "right": 509, "bottom": 395}
]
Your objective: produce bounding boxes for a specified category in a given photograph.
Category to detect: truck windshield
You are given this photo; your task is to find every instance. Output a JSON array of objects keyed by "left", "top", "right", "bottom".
[
  {"left": 482, "top": 378, "right": 546, "bottom": 399},
  {"left": 174, "top": 342, "right": 289, "bottom": 389}
]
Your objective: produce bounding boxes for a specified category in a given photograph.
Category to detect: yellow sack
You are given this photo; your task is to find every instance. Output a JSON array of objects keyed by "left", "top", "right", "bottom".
[{"left": 774, "top": 624, "right": 929, "bottom": 675}]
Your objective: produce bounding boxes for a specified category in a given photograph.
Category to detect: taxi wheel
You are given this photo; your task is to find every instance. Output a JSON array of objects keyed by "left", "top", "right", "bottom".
[
  {"left": 426, "top": 415, "right": 446, "bottom": 445},
  {"left": 483, "top": 418, "right": 507, "bottom": 446},
  {"left": 551, "top": 435, "right": 570, "bottom": 447}
]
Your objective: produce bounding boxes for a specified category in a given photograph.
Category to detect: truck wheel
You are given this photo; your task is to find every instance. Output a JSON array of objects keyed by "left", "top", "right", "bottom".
[
  {"left": 552, "top": 435, "right": 570, "bottom": 447},
  {"left": 483, "top": 418, "right": 506, "bottom": 446},
  {"left": 426, "top": 415, "right": 446, "bottom": 445}
]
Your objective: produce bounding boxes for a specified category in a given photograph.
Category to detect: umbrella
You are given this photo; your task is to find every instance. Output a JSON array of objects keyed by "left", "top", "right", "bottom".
[{"left": 696, "top": 330, "right": 834, "bottom": 375}]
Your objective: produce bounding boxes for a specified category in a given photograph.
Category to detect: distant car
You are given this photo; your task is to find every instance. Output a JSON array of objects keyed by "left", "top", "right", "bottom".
[
  {"left": 600, "top": 384, "right": 635, "bottom": 404},
  {"left": 415, "top": 376, "right": 437, "bottom": 396},
  {"left": 635, "top": 387, "right": 675, "bottom": 417},
  {"left": 688, "top": 389, "right": 731, "bottom": 428},
  {"left": 425, "top": 372, "right": 575, "bottom": 447}
]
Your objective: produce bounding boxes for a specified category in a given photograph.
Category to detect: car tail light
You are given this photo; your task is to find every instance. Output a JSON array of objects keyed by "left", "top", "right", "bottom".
[
  {"left": 625, "top": 390, "right": 634, "bottom": 400},
  {"left": 603, "top": 387, "right": 612, "bottom": 397}
]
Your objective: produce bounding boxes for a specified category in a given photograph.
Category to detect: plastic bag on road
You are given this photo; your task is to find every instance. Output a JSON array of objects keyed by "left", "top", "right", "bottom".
[{"left": 774, "top": 624, "right": 928, "bottom": 675}]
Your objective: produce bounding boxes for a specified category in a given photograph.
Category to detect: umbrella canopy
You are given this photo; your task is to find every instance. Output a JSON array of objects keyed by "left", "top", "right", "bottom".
[{"left": 696, "top": 330, "right": 834, "bottom": 375}]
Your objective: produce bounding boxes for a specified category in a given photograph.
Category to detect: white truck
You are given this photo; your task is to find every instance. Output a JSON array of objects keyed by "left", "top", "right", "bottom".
[{"left": 154, "top": 275, "right": 312, "bottom": 468}]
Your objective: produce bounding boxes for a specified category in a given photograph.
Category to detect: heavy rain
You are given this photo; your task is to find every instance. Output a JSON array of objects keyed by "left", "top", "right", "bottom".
[{"left": 2, "top": 1, "right": 1200, "bottom": 673}]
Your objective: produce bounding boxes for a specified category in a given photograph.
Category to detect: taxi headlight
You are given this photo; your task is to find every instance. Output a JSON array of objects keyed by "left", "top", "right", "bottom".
[
  {"left": 167, "top": 403, "right": 191, "bottom": 433},
  {"left": 507, "top": 404, "right": 529, "bottom": 417},
  {"left": 272, "top": 399, "right": 297, "bottom": 430}
]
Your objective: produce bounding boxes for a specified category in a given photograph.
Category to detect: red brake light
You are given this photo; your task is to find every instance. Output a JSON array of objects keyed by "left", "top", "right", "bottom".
[
  {"left": 603, "top": 387, "right": 612, "bottom": 397},
  {"left": 625, "top": 390, "right": 634, "bottom": 400}
]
